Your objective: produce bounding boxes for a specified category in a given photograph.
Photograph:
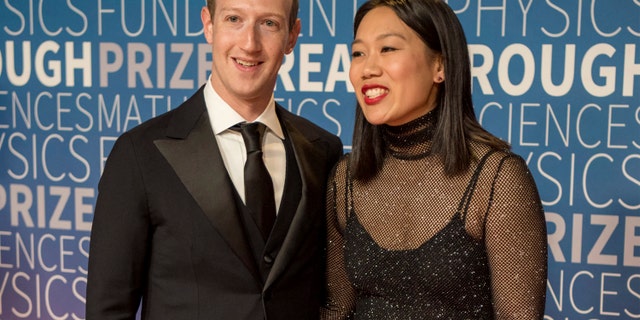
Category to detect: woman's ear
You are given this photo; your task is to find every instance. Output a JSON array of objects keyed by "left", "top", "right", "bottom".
[{"left": 433, "top": 55, "right": 445, "bottom": 83}]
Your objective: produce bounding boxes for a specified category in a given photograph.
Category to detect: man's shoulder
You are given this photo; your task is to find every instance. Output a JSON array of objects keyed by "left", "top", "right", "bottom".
[
  {"left": 276, "top": 105, "right": 340, "bottom": 142},
  {"left": 124, "top": 87, "right": 206, "bottom": 138}
]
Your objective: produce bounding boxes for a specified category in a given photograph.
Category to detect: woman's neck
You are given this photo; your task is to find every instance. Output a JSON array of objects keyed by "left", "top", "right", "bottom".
[{"left": 382, "top": 111, "right": 437, "bottom": 160}]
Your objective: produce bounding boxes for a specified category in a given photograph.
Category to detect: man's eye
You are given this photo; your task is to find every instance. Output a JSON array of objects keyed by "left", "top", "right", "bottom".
[
  {"left": 263, "top": 19, "right": 279, "bottom": 28},
  {"left": 351, "top": 51, "right": 364, "bottom": 58},
  {"left": 381, "top": 47, "right": 396, "bottom": 53},
  {"left": 228, "top": 16, "right": 239, "bottom": 22}
]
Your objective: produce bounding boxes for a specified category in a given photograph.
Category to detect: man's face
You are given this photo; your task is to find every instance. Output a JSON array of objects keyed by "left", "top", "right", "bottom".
[{"left": 201, "top": 0, "right": 300, "bottom": 108}]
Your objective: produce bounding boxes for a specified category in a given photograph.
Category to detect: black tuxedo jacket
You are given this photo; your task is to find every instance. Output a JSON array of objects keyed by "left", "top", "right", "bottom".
[{"left": 86, "top": 86, "right": 343, "bottom": 319}]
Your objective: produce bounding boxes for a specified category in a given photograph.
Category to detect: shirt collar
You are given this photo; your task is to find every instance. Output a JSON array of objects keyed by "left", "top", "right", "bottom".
[{"left": 204, "top": 79, "right": 284, "bottom": 139}]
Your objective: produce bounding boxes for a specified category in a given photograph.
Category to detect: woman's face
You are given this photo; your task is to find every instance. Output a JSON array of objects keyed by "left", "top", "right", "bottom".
[{"left": 349, "top": 6, "right": 444, "bottom": 126}]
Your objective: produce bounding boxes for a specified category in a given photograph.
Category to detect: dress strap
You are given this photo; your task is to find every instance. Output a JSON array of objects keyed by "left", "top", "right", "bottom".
[
  {"left": 345, "top": 154, "right": 355, "bottom": 219},
  {"left": 455, "top": 150, "right": 497, "bottom": 223}
]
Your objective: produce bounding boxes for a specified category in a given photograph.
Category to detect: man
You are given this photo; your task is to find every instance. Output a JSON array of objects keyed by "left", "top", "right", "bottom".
[{"left": 85, "top": 0, "right": 343, "bottom": 318}]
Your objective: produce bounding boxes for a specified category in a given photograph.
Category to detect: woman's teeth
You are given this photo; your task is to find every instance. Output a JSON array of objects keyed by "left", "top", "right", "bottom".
[{"left": 365, "top": 88, "right": 387, "bottom": 98}]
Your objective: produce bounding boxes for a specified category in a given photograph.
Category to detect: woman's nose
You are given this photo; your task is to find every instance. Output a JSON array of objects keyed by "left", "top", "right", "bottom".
[{"left": 362, "top": 55, "right": 381, "bottom": 79}]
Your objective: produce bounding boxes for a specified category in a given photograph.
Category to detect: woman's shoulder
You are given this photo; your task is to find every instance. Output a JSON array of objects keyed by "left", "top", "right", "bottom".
[
  {"left": 471, "top": 143, "right": 532, "bottom": 179},
  {"left": 471, "top": 142, "right": 523, "bottom": 162},
  {"left": 329, "top": 153, "right": 351, "bottom": 181},
  {"left": 334, "top": 153, "right": 351, "bottom": 170}
]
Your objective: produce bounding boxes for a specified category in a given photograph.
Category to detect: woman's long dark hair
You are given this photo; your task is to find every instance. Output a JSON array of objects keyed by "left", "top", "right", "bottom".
[{"left": 350, "top": 0, "right": 509, "bottom": 181}]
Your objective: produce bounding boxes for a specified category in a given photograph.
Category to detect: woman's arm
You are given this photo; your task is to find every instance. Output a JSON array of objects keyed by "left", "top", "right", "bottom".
[
  {"left": 485, "top": 154, "right": 548, "bottom": 319},
  {"left": 321, "top": 158, "right": 356, "bottom": 320}
]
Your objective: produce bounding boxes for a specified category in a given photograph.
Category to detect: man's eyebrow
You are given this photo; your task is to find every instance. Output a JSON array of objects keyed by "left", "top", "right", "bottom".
[{"left": 217, "top": 7, "right": 287, "bottom": 21}]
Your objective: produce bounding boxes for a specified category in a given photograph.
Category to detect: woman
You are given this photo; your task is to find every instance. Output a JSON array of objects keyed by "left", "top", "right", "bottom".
[{"left": 322, "top": 0, "right": 548, "bottom": 319}]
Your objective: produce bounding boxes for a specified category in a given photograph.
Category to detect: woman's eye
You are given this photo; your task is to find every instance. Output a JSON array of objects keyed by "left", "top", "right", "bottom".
[
  {"left": 351, "top": 51, "right": 364, "bottom": 58},
  {"left": 381, "top": 46, "right": 396, "bottom": 53}
]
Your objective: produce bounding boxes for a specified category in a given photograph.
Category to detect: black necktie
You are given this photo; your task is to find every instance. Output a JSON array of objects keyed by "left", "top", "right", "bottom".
[{"left": 237, "top": 122, "right": 276, "bottom": 239}]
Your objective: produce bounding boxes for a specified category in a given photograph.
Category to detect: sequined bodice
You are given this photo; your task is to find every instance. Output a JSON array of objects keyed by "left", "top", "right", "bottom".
[
  {"left": 344, "top": 179, "right": 493, "bottom": 319},
  {"left": 343, "top": 117, "right": 495, "bottom": 318}
]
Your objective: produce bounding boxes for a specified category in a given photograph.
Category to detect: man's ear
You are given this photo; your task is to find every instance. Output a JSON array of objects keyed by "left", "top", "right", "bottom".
[
  {"left": 285, "top": 19, "right": 302, "bottom": 54},
  {"left": 201, "top": 6, "right": 214, "bottom": 44}
]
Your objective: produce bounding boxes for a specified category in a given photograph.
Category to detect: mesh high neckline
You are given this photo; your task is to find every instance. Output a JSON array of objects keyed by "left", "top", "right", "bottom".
[{"left": 382, "top": 111, "right": 437, "bottom": 160}]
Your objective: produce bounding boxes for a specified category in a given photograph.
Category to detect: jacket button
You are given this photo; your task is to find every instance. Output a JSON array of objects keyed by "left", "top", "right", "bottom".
[{"left": 263, "top": 255, "right": 274, "bottom": 265}]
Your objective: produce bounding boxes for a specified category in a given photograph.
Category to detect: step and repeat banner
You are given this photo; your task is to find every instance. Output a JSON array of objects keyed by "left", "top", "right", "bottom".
[{"left": 0, "top": 0, "right": 638, "bottom": 319}]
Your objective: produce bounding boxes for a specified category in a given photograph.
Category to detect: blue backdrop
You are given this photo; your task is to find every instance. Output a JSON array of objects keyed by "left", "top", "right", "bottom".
[{"left": 0, "top": 0, "right": 638, "bottom": 319}]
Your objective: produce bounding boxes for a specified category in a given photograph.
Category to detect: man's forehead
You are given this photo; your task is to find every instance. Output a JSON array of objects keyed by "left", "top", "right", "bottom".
[{"left": 214, "top": 0, "right": 292, "bottom": 14}]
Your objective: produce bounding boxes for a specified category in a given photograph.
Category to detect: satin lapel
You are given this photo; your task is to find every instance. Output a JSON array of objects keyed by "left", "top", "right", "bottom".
[
  {"left": 264, "top": 116, "right": 324, "bottom": 290},
  {"left": 154, "top": 111, "right": 261, "bottom": 283}
]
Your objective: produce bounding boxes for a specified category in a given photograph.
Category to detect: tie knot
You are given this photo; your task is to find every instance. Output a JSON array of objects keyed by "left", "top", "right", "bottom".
[{"left": 238, "top": 122, "right": 266, "bottom": 153}]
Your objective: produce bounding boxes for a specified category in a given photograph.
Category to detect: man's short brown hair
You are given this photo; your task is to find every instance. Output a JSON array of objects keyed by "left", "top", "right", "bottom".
[{"left": 206, "top": 0, "right": 299, "bottom": 30}]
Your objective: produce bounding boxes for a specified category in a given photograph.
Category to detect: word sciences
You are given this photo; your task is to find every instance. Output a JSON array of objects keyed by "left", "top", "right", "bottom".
[
  {"left": 477, "top": 101, "right": 640, "bottom": 151},
  {"left": 545, "top": 267, "right": 640, "bottom": 319},
  {"left": 0, "top": 40, "right": 638, "bottom": 96},
  {"left": 0, "top": 231, "right": 88, "bottom": 320},
  {"left": 0, "top": 91, "right": 349, "bottom": 138},
  {"left": 0, "top": 90, "right": 190, "bottom": 133}
]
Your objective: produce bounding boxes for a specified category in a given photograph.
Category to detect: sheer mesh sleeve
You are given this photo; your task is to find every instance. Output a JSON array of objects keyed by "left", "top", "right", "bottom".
[
  {"left": 321, "top": 157, "right": 356, "bottom": 320},
  {"left": 484, "top": 154, "right": 548, "bottom": 319}
]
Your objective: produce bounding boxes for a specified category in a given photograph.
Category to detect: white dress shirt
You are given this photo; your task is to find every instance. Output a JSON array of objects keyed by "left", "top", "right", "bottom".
[{"left": 203, "top": 81, "right": 287, "bottom": 214}]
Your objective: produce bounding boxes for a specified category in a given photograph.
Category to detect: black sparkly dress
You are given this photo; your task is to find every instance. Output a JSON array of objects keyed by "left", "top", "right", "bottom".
[{"left": 322, "top": 112, "right": 547, "bottom": 319}]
